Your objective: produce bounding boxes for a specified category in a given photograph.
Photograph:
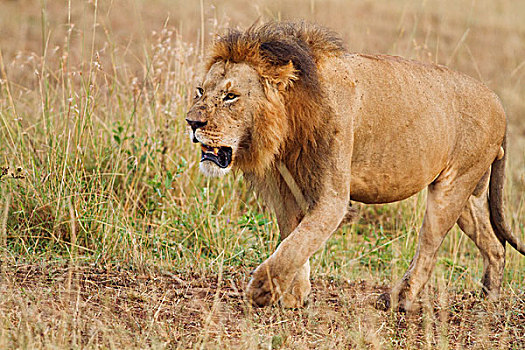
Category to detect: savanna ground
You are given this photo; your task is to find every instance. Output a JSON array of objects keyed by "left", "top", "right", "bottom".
[{"left": 0, "top": 0, "right": 524, "bottom": 348}]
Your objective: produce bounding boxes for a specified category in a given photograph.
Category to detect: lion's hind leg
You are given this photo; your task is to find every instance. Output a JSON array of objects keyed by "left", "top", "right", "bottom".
[
  {"left": 457, "top": 172, "right": 506, "bottom": 300},
  {"left": 390, "top": 165, "right": 489, "bottom": 312}
]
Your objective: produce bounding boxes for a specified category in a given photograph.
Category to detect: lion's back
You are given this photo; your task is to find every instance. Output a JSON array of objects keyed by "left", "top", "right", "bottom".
[{"left": 321, "top": 53, "right": 506, "bottom": 203}]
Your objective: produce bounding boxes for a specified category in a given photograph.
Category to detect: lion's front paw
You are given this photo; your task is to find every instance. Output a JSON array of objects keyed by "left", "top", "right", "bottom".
[
  {"left": 279, "top": 268, "right": 311, "bottom": 308},
  {"left": 280, "top": 289, "right": 309, "bottom": 308},
  {"left": 246, "top": 262, "right": 285, "bottom": 307}
]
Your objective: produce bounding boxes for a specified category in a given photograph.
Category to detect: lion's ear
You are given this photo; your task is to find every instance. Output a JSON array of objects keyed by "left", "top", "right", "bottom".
[
  {"left": 259, "top": 61, "right": 297, "bottom": 92},
  {"left": 260, "top": 40, "right": 306, "bottom": 90},
  {"left": 273, "top": 61, "right": 298, "bottom": 91}
]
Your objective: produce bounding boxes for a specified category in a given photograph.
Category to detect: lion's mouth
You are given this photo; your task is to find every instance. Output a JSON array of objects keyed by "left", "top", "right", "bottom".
[{"left": 200, "top": 144, "right": 233, "bottom": 168}]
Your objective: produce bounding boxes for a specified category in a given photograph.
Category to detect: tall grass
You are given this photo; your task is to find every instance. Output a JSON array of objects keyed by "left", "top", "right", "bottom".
[{"left": 0, "top": 0, "right": 524, "bottom": 348}]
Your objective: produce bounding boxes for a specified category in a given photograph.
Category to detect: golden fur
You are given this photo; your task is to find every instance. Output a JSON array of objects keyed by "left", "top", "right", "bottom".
[{"left": 186, "top": 22, "right": 524, "bottom": 310}]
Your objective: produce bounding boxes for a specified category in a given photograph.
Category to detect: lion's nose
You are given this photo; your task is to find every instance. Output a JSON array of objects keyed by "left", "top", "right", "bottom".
[
  {"left": 185, "top": 119, "right": 207, "bottom": 132},
  {"left": 186, "top": 118, "right": 207, "bottom": 143}
]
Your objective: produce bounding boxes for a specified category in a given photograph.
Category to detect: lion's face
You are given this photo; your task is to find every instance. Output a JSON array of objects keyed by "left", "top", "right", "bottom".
[{"left": 186, "top": 61, "right": 267, "bottom": 177}]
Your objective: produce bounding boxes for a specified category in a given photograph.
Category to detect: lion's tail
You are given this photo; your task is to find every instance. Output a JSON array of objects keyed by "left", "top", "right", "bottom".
[{"left": 489, "top": 134, "right": 525, "bottom": 255}]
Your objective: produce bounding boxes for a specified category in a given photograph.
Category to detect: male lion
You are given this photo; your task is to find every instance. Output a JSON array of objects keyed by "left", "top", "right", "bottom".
[{"left": 186, "top": 22, "right": 525, "bottom": 311}]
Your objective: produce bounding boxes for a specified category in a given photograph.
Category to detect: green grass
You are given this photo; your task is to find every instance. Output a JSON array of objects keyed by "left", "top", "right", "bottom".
[{"left": 0, "top": 0, "right": 524, "bottom": 348}]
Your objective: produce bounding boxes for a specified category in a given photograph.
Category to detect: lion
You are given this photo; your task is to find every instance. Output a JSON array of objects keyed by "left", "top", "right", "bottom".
[{"left": 185, "top": 21, "right": 525, "bottom": 311}]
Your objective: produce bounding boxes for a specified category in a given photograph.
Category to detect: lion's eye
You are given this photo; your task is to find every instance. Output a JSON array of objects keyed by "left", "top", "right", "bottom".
[
  {"left": 195, "top": 87, "right": 204, "bottom": 99},
  {"left": 223, "top": 92, "right": 239, "bottom": 102}
]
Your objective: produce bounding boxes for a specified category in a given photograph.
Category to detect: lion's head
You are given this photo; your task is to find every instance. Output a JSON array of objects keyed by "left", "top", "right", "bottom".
[
  {"left": 186, "top": 60, "right": 285, "bottom": 177},
  {"left": 186, "top": 22, "right": 344, "bottom": 178}
]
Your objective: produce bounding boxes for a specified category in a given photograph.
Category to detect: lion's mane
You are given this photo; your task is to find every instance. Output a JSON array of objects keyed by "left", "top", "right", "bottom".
[{"left": 207, "top": 22, "right": 346, "bottom": 208}]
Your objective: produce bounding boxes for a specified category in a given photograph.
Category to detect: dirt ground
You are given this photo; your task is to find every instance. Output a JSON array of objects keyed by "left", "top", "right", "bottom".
[{"left": 1, "top": 262, "right": 523, "bottom": 349}]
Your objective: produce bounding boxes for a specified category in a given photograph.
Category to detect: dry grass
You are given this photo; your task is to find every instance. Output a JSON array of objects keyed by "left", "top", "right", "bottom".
[
  {"left": 2, "top": 259, "right": 524, "bottom": 349},
  {"left": 0, "top": 0, "right": 524, "bottom": 348}
]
